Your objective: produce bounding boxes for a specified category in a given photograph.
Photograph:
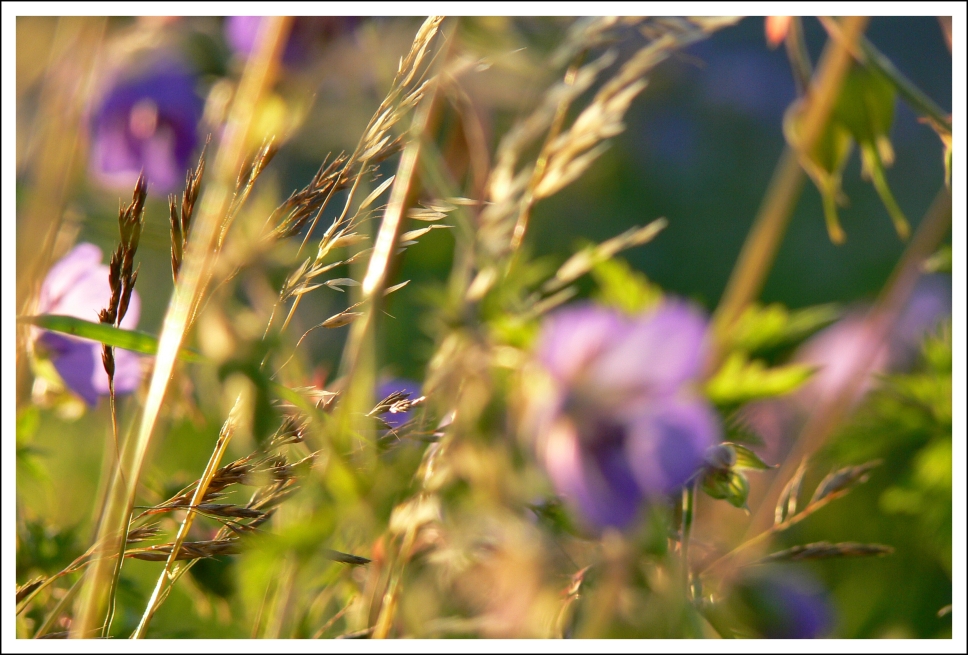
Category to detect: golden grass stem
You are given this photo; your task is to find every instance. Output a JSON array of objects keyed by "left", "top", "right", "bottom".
[
  {"left": 70, "top": 16, "right": 290, "bottom": 638},
  {"left": 708, "top": 16, "right": 870, "bottom": 374},
  {"left": 508, "top": 53, "right": 586, "bottom": 252},
  {"left": 132, "top": 398, "right": 243, "bottom": 638}
]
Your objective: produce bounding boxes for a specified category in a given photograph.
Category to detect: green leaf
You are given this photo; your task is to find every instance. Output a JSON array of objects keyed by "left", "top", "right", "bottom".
[
  {"left": 727, "top": 443, "right": 775, "bottom": 471},
  {"left": 19, "top": 314, "right": 203, "bottom": 363},
  {"left": 701, "top": 468, "right": 750, "bottom": 511},
  {"left": 729, "top": 302, "right": 840, "bottom": 354},
  {"left": 705, "top": 352, "right": 815, "bottom": 406},
  {"left": 591, "top": 257, "right": 662, "bottom": 315},
  {"left": 835, "top": 64, "right": 896, "bottom": 145},
  {"left": 922, "top": 245, "right": 952, "bottom": 275},
  {"left": 784, "top": 100, "right": 854, "bottom": 244}
]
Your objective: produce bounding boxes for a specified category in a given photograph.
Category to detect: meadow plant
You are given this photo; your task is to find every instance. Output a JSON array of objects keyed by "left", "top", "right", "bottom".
[{"left": 13, "top": 14, "right": 954, "bottom": 641}]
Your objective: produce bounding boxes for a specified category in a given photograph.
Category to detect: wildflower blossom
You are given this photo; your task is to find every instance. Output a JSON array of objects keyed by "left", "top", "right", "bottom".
[
  {"left": 33, "top": 243, "right": 143, "bottom": 405},
  {"left": 89, "top": 56, "right": 203, "bottom": 194},
  {"left": 224, "top": 16, "right": 359, "bottom": 67},
  {"left": 526, "top": 301, "right": 720, "bottom": 529},
  {"left": 741, "top": 275, "right": 951, "bottom": 457}
]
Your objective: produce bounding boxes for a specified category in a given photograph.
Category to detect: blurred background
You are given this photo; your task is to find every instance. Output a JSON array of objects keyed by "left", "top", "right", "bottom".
[{"left": 15, "top": 16, "right": 952, "bottom": 638}]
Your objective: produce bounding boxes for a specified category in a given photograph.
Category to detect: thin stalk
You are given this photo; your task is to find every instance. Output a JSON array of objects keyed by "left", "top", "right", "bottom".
[
  {"left": 99, "top": 376, "right": 125, "bottom": 637},
  {"left": 132, "top": 399, "right": 243, "bottom": 638},
  {"left": 708, "top": 16, "right": 870, "bottom": 373},
  {"left": 508, "top": 51, "right": 587, "bottom": 253},
  {"left": 713, "top": 187, "right": 952, "bottom": 579},
  {"left": 681, "top": 482, "right": 696, "bottom": 597},
  {"left": 339, "top": 61, "right": 443, "bottom": 388},
  {"left": 817, "top": 17, "right": 951, "bottom": 132},
  {"left": 372, "top": 520, "right": 419, "bottom": 639},
  {"left": 70, "top": 16, "right": 289, "bottom": 638},
  {"left": 281, "top": 160, "right": 370, "bottom": 334},
  {"left": 785, "top": 17, "right": 813, "bottom": 96},
  {"left": 34, "top": 575, "right": 84, "bottom": 638},
  {"left": 698, "top": 484, "right": 855, "bottom": 578}
]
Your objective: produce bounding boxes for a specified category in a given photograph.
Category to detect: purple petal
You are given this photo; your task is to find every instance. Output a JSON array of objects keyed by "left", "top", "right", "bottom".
[
  {"left": 536, "top": 303, "right": 628, "bottom": 383},
  {"left": 585, "top": 300, "right": 709, "bottom": 402},
  {"left": 625, "top": 396, "right": 720, "bottom": 495},
  {"left": 224, "top": 16, "right": 264, "bottom": 58},
  {"left": 543, "top": 418, "right": 643, "bottom": 529},
  {"left": 34, "top": 242, "right": 143, "bottom": 405},
  {"left": 37, "top": 243, "right": 104, "bottom": 315},
  {"left": 744, "top": 570, "right": 833, "bottom": 639},
  {"left": 90, "top": 57, "right": 202, "bottom": 195},
  {"left": 225, "top": 16, "right": 358, "bottom": 66},
  {"left": 46, "top": 336, "right": 101, "bottom": 406}
]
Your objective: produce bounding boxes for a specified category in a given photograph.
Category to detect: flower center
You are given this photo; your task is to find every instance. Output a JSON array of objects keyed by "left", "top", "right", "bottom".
[{"left": 129, "top": 98, "right": 159, "bottom": 140}]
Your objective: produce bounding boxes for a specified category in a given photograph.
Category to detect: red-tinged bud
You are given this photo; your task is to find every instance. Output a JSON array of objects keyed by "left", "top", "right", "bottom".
[{"left": 765, "top": 16, "right": 793, "bottom": 49}]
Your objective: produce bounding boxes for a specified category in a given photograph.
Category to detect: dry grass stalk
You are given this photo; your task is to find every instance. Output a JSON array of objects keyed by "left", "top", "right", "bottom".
[
  {"left": 70, "top": 16, "right": 293, "bottom": 639},
  {"left": 169, "top": 142, "right": 208, "bottom": 282},
  {"left": 473, "top": 17, "right": 739, "bottom": 301}
]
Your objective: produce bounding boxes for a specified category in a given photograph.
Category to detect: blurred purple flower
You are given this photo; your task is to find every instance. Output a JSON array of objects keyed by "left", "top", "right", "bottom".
[
  {"left": 737, "top": 570, "right": 833, "bottom": 639},
  {"left": 741, "top": 275, "right": 951, "bottom": 459},
  {"left": 376, "top": 378, "right": 423, "bottom": 429},
  {"left": 526, "top": 301, "right": 720, "bottom": 529},
  {"left": 89, "top": 57, "right": 203, "bottom": 194},
  {"left": 34, "top": 243, "right": 143, "bottom": 405},
  {"left": 224, "top": 16, "right": 358, "bottom": 67}
]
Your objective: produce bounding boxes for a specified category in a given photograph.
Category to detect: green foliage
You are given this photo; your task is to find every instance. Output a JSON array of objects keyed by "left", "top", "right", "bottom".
[
  {"left": 591, "top": 257, "right": 662, "bottom": 314},
  {"left": 729, "top": 443, "right": 775, "bottom": 471},
  {"left": 705, "top": 352, "right": 814, "bottom": 406},
  {"left": 806, "top": 322, "right": 952, "bottom": 635},
  {"left": 728, "top": 302, "right": 840, "bottom": 356},
  {"left": 16, "top": 407, "right": 48, "bottom": 484},
  {"left": 784, "top": 99, "right": 854, "bottom": 243},
  {"left": 16, "top": 520, "right": 82, "bottom": 579}
]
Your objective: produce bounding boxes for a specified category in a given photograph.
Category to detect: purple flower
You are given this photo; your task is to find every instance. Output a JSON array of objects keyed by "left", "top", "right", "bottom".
[
  {"left": 224, "top": 16, "right": 359, "bottom": 67},
  {"left": 375, "top": 378, "right": 423, "bottom": 429},
  {"left": 526, "top": 301, "right": 720, "bottom": 529},
  {"left": 33, "top": 243, "right": 143, "bottom": 405},
  {"left": 736, "top": 570, "right": 833, "bottom": 639},
  {"left": 89, "top": 56, "right": 203, "bottom": 194},
  {"left": 740, "top": 275, "right": 951, "bottom": 459}
]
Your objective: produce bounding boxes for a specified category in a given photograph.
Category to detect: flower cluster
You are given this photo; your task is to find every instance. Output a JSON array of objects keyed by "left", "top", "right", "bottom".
[
  {"left": 33, "top": 243, "right": 144, "bottom": 405},
  {"left": 525, "top": 301, "right": 720, "bottom": 529}
]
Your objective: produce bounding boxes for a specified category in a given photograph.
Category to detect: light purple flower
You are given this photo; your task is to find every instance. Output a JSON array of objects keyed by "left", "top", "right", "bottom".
[
  {"left": 89, "top": 56, "right": 203, "bottom": 194},
  {"left": 526, "top": 301, "right": 720, "bottom": 529},
  {"left": 739, "top": 275, "right": 951, "bottom": 459},
  {"left": 34, "top": 243, "right": 143, "bottom": 405},
  {"left": 375, "top": 378, "right": 423, "bottom": 429},
  {"left": 224, "top": 16, "right": 359, "bottom": 67},
  {"left": 736, "top": 569, "right": 833, "bottom": 639}
]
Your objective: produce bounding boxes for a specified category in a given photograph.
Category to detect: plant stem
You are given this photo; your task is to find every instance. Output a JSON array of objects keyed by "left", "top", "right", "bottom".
[
  {"left": 681, "top": 482, "right": 696, "bottom": 597},
  {"left": 713, "top": 187, "right": 952, "bottom": 579},
  {"left": 708, "top": 16, "right": 870, "bottom": 374},
  {"left": 508, "top": 51, "right": 586, "bottom": 253},
  {"left": 69, "top": 16, "right": 289, "bottom": 639},
  {"left": 132, "top": 398, "right": 243, "bottom": 638}
]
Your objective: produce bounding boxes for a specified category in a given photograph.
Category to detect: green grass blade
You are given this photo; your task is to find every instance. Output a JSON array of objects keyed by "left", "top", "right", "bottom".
[{"left": 18, "top": 314, "right": 203, "bottom": 363}]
